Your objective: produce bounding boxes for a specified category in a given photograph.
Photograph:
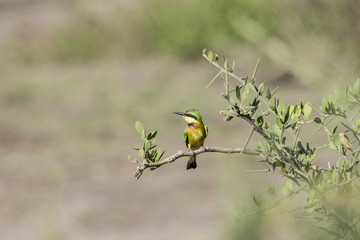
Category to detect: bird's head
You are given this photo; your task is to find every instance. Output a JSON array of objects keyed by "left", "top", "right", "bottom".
[{"left": 173, "top": 108, "right": 203, "bottom": 124}]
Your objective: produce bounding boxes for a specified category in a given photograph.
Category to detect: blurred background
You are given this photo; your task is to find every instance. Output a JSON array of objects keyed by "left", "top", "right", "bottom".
[{"left": 0, "top": 0, "right": 359, "bottom": 239}]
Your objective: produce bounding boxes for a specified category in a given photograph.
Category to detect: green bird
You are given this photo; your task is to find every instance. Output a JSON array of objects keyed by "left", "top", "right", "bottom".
[{"left": 173, "top": 109, "right": 208, "bottom": 169}]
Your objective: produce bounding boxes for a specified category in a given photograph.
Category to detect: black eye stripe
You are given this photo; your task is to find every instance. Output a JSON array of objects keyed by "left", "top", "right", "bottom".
[{"left": 186, "top": 114, "right": 197, "bottom": 120}]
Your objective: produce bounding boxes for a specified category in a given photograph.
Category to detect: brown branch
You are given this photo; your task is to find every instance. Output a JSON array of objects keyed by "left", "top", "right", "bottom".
[
  {"left": 230, "top": 104, "right": 311, "bottom": 183},
  {"left": 133, "top": 146, "right": 260, "bottom": 180}
]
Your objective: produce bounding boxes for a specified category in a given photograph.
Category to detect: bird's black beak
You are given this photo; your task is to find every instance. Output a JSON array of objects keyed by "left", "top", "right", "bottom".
[{"left": 173, "top": 112, "right": 186, "bottom": 116}]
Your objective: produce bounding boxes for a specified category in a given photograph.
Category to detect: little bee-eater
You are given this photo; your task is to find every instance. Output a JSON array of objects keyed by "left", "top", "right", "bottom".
[{"left": 173, "top": 109, "right": 208, "bottom": 169}]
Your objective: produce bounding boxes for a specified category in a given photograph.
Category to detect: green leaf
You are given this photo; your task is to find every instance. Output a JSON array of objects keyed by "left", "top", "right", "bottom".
[
  {"left": 138, "top": 148, "right": 145, "bottom": 159},
  {"left": 275, "top": 117, "right": 282, "bottom": 129},
  {"left": 135, "top": 121, "right": 144, "bottom": 137},
  {"left": 235, "top": 85, "right": 241, "bottom": 102},
  {"left": 149, "top": 144, "right": 157, "bottom": 150},
  {"left": 155, "top": 148, "right": 165, "bottom": 162},
  {"left": 242, "top": 84, "right": 249, "bottom": 102},
  {"left": 353, "top": 119, "right": 360, "bottom": 134},
  {"left": 290, "top": 105, "right": 300, "bottom": 122},
  {"left": 141, "top": 130, "right": 146, "bottom": 140},
  {"left": 274, "top": 141, "right": 282, "bottom": 150},
  {"left": 147, "top": 131, "right": 157, "bottom": 140},
  {"left": 224, "top": 58, "right": 228, "bottom": 70},
  {"left": 282, "top": 186, "right": 291, "bottom": 196},
  {"left": 144, "top": 139, "right": 151, "bottom": 152},
  {"left": 322, "top": 98, "right": 329, "bottom": 110},
  {"left": 285, "top": 179, "right": 293, "bottom": 190},
  {"left": 251, "top": 58, "right": 260, "bottom": 80},
  {"left": 313, "top": 117, "right": 322, "bottom": 124},
  {"left": 331, "top": 125, "right": 338, "bottom": 136},
  {"left": 346, "top": 87, "right": 356, "bottom": 103},
  {"left": 251, "top": 98, "right": 260, "bottom": 109},
  {"left": 208, "top": 50, "right": 214, "bottom": 62},
  {"left": 267, "top": 186, "right": 275, "bottom": 196},
  {"left": 226, "top": 62, "right": 233, "bottom": 72},
  {"left": 293, "top": 105, "right": 300, "bottom": 116},
  {"left": 253, "top": 194, "right": 264, "bottom": 207},
  {"left": 273, "top": 124, "right": 282, "bottom": 138},
  {"left": 258, "top": 83, "right": 264, "bottom": 95},
  {"left": 329, "top": 101, "right": 336, "bottom": 113},
  {"left": 128, "top": 154, "right": 131, "bottom": 161},
  {"left": 303, "top": 103, "right": 312, "bottom": 121},
  {"left": 277, "top": 102, "right": 285, "bottom": 116},
  {"left": 283, "top": 105, "right": 291, "bottom": 123},
  {"left": 266, "top": 142, "right": 271, "bottom": 152},
  {"left": 254, "top": 115, "right": 264, "bottom": 126},
  {"left": 329, "top": 135, "right": 340, "bottom": 150},
  {"left": 288, "top": 105, "right": 294, "bottom": 116},
  {"left": 256, "top": 141, "right": 263, "bottom": 152},
  {"left": 265, "top": 87, "right": 271, "bottom": 100},
  {"left": 273, "top": 98, "right": 279, "bottom": 115}
]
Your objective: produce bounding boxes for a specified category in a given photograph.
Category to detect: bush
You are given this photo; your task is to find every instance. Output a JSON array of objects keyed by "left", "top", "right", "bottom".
[{"left": 129, "top": 50, "right": 360, "bottom": 239}]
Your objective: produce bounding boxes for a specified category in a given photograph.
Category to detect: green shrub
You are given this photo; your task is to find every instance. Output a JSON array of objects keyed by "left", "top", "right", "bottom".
[{"left": 139, "top": 0, "right": 278, "bottom": 58}]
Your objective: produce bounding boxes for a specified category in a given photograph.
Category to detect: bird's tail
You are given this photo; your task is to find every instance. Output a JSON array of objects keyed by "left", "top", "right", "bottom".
[{"left": 186, "top": 155, "right": 197, "bottom": 170}]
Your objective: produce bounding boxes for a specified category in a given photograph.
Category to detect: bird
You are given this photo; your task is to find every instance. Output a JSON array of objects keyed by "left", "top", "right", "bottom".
[
  {"left": 173, "top": 109, "right": 208, "bottom": 170},
  {"left": 339, "top": 133, "right": 353, "bottom": 152}
]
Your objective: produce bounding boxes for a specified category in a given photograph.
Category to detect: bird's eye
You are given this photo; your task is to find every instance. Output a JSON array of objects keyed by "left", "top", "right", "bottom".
[{"left": 187, "top": 114, "right": 197, "bottom": 120}]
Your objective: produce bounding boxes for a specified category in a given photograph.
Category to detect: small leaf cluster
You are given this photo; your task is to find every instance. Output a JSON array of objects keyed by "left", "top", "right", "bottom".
[
  {"left": 320, "top": 97, "right": 345, "bottom": 117},
  {"left": 346, "top": 79, "right": 360, "bottom": 107},
  {"left": 204, "top": 49, "right": 316, "bottom": 179},
  {"left": 129, "top": 121, "right": 165, "bottom": 170}
]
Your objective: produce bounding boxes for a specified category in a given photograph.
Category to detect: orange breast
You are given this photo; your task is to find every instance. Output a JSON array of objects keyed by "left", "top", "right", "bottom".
[{"left": 186, "top": 122, "right": 206, "bottom": 150}]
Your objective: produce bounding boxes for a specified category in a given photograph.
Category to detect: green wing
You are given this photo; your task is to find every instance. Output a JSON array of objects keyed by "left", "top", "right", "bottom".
[
  {"left": 205, "top": 125, "right": 208, "bottom": 137},
  {"left": 183, "top": 129, "right": 189, "bottom": 148}
]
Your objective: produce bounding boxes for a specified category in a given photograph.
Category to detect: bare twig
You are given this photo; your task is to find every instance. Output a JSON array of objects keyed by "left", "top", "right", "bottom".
[{"left": 134, "top": 146, "right": 260, "bottom": 179}]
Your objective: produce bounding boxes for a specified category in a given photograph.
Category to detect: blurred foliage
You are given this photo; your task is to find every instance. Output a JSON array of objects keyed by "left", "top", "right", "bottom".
[
  {"left": 138, "top": 0, "right": 278, "bottom": 58},
  {"left": 138, "top": 0, "right": 360, "bottom": 58},
  {"left": 3, "top": 0, "right": 360, "bottom": 87},
  {"left": 134, "top": 0, "right": 360, "bottom": 86},
  {"left": 49, "top": 20, "right": 112, "bottom": 62},
  {"left": 9, "top": 0, "right": 350, "bottom": 87}
]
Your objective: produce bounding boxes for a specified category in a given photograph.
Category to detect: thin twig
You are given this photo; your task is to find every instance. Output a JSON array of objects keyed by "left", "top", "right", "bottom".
[{"left": 241, "top": 127, "right": 255, "bottom": 154}]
